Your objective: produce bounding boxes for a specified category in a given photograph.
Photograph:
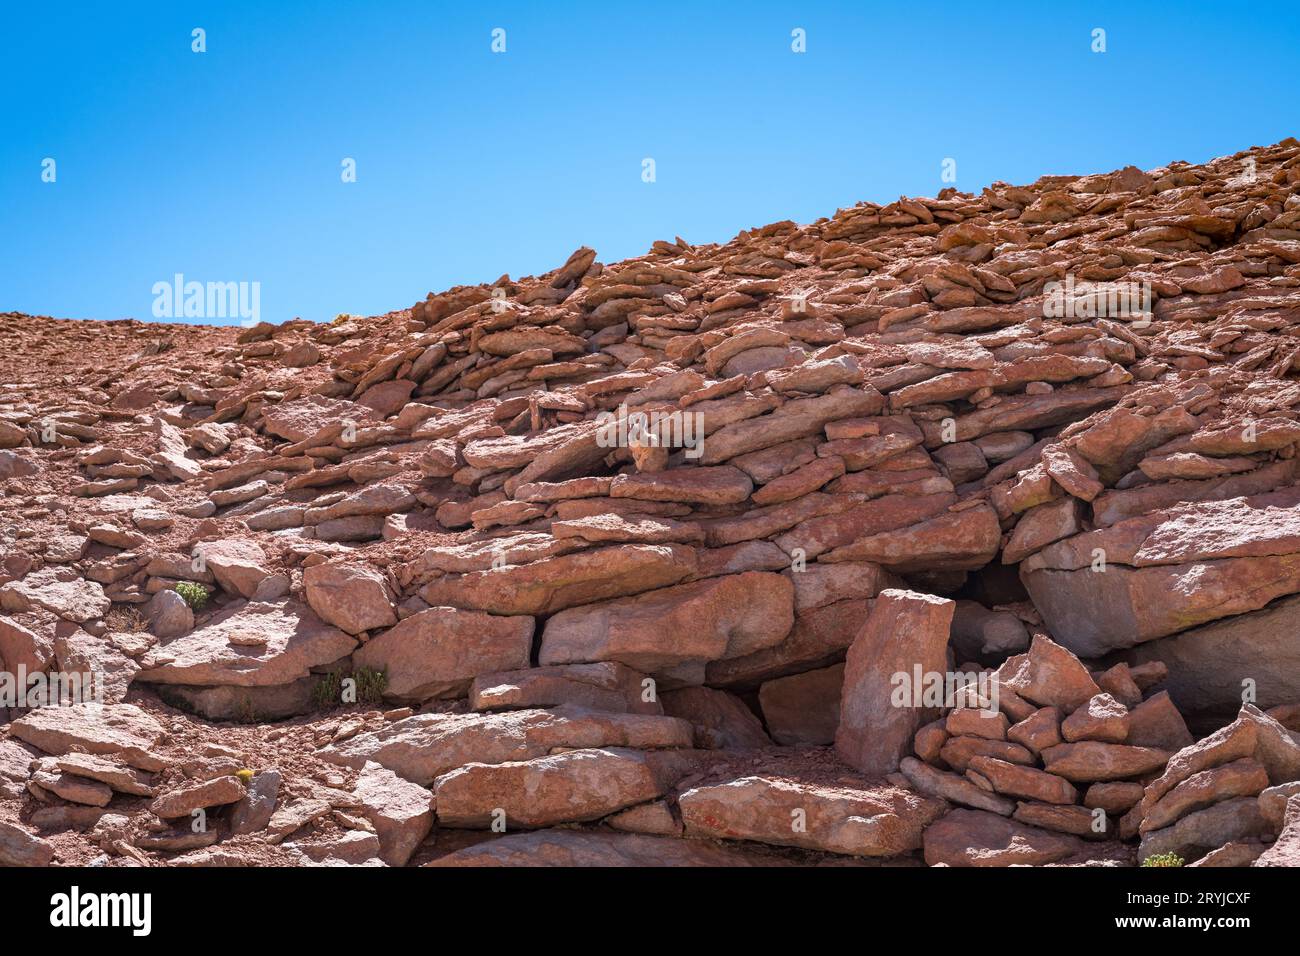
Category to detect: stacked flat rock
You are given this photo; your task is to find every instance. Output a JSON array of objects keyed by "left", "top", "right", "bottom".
[{"left": 902, "top": 634, "right": 1191, "bottom": 865}]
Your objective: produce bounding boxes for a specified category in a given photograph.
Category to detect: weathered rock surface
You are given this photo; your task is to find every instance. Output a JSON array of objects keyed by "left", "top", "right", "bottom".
[
  {"left": 136, "top": 598, "right": 356, "bottom": 688},
  {"left": 319, "top": 707, "right": 693, "bottom": 785},
  {"left": 679, "top": 774, "right": 945, "bottom": 857},
  {"left": 354, "top": 606, "right": 533, "bottom": 701},
  {"left": 7, "top": 138, "right": 1300, "bottom": 869},
  {"left": 836, "top": 589, "right": 953, "bottom": 776}
]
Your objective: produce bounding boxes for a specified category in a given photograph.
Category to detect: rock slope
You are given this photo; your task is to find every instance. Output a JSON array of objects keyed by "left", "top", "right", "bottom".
[{"left": 3, "top": 138, "right": 1300, "bottom": 866}]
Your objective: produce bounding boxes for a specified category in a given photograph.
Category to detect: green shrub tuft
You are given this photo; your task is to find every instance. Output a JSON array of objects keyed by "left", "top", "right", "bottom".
[{"left": 174, "top": 581, "right": 210, "bottom": 611}]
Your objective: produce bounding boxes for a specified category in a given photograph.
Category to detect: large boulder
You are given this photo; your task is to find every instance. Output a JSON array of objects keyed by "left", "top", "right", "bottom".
[
  {"left": 354, "top": 606, "right": 533, "bottom": 701},
  {"left": 1139, "top": 797, "right": 1270, "bottom": 863},
  {"left": 9, "top": 703, "right": 165, "bottom": 767},
  {"left": 319, "top": 707, "right": 693, "bottom": 785},
  {"left": 539, "top": 572, "right": 793, "bottom": 684},
  {"left": 192, "top": 538, "right": 272, "bottom": 599},
  {"left": 419, "top": 544, "right": 697, "bottom": 615},
  {"left": 1131, "top": 593, "right": 1300, "bottom": 716},
  {"left": 469, "top": 662, "right": 662, "bottom": 715},
  {"left": 660, "top": 686, "right": 772, "bottom": 749},
  {"left": 353, "top": 762, "right": 433, "bottom": 865},
  {"left": 302, "top": 563, "right": 397, "bottom": 635},
  {"left": 835, "top": 589, "right": 954, "bottom": 776},
  {"left": 0, "top": 820, "right": 53, "bottom": 867},
  {"left": 924, "top": 808, "right": 1100, "bottom": 867},
  {"left": 135, "top": 598, "right": 356, "bottom": 687},
  {"left": 1022, "top": 488, "right": 1300, "bottom": 657},
  {"left": 679, "top": 774, "right": 945, "bottom": 857},
  {"left": 0, "top": 568, "right": 109, "bottom": 623},
  {"left": 759, "top": 663, "right": 843, "bottom": 746},
  {"left": 434, "top": 747, "right": 684, "bottom": 828}
]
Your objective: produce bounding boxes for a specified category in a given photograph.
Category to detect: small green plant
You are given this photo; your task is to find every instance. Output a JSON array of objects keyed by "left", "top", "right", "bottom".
[
  {"left": 310, "top": 667, "right": 387, "bottom": 710},
  {"left": 354, "top": 666, "right": 388, "bottom": 705},
  {"left": 1141, "top": 852, "right": 1184, "bottom": 867},
  {"left": 236, "top": 768, "right": 255, "bottom": 786},
  {"left": 234, "top": 692, "right": 258, "bottom": 724},
  {"left": 174, "top": 581, "right": 210, "bottom": 611},
  {"left": 311, "top": 671, "right": 344, "bottom": 710}
]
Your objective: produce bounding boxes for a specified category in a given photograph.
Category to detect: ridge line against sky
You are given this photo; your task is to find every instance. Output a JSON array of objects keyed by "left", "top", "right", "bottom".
[{"left": 2, "top": 0, "right": 1298, "bottom": 325}]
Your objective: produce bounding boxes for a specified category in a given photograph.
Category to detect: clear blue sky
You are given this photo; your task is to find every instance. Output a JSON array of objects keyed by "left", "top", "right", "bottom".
[{"left": 2, "top": 1, "right": 1297, "bottom": 325}]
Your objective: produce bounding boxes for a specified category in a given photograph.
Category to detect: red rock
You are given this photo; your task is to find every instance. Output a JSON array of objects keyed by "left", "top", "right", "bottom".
[
  {"left": 0, "top": 568, "right": 110, "bottom": 623},
  {"left": 1007, "top": 707, "right": 1062, "bottom": 757},
  {"left": 1084, "top": 781, "right": 1145, "bottom": 814},
  {"left": 0, "top": 820, "right": 53, "bottom": 867},
  {"left": 967, "top": 755, "right": 1078, "bottom": 804},
  {"left": 320, "top": 707, "right": 693, "bottom": 785},
  {"left": 192, "top": 538, "right": 271, "bottom": 598},
  {"left": 946, "top": 707, "right": 1009, "bottom": 741},
  {"left": 1094, "top": 663, "right": 1143, "bottom": 709},
  {"left": 1061, "top": 693, "right": 1131, "bottom": 743},
  {"left": 998, "top": 634, "right": 1100, "bottom": 713},
  {"left": 433, "top": 747, "right": 678, "bottom": 828},
  {"left": 699, "top": 388, "right": 884, "bottom": 465},
  {"left": 1145, "top": 714, "right": 1258, "bottom": 804},
  {"left": 1126, "top": 691, "right": 1195, "bottom": 751},
  {"left": 1013, "top": 802, "right": 1113, "bottom": 839},
  {"left": 302, "top": 562, "right": 396, "bottom": 635},
  {"left": 706, "top": 597, "right": 868, "bottom": 687},
  {"left": 1023, "top": 488, "right": 1300, "bottom": 655},
  {"left": 820, "top": 503, "right": 1001, "bottom": 572},
  {"left": 923, "top": 808, "right": 1091, "bottom": 867},
  {"left": 1041, "top": 741, "right": 1170, "bottom": 782},
  {"left": 1002, "top": 496, "right": 1083, "bottom": 564},
  {"left": 912, "top": 718, "right": 949, "bottom": 764},
  {"left": 551, "top": 513, "right": 704, "bottom": 545},
  {"left": 469, "top": 662, "right": 662, "bottom": 715},
  {"left": 786, "top": 562, "right": 900, "bottom": 611},
  {"left": 351, "top": 764, "right": 431, "bottom": 868},
  {"left": 679, "top": 774, "right": 945, "bottom": 857},
  {"left": 1253, "top": 794, "right": 1300, "bottom": 866},
  {"left": 1041, "top": 444, "right": 1104, "bottom": 501},
  {"left": 420, "top": 544, "right": 697, "bottom": 615},
  {"left": 9, "top": 703, "right": 165, "bottom": 766},
  {"left": 899, "top": 756, "right": 1015, "bottom": 815},
  {"left": 836, "top": 589, "right": 953, "bottom": 776},
  {"left": 261, "top": 395, "right": 377, "bottom": 444},
  {"left": 151, "top": 775, "right": 247, "bottom": 818},
  {"left": 609, "top": 466, "right": 753, "bottom": 506},
  {"left": 539, "top": 571, "right": 793, "bottom": 682},
  {"left": 605, "top": 800, "right": 681, "bottom": 836},
  {"left": 354, "top": 606, "right": 534, "bottom": 701},
  {"left": 939, "top": 736, "right": 1034, "bottom": 772},
  {"left": 751, "top": 455, "right": 845, "bottom": 506},
  {"left": 1139, "top": 797, "right": 1269, "bottom": 864},
  {"left": 136, "top": 598, "right": 357, "bottom": 688},
  {"left": 1141, "top": 758, "right": 1269, "bottom": 833}
]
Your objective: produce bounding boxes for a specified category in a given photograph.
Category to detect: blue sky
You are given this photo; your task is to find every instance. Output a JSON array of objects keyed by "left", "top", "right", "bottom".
[{"left": 2, "top": 1, "right": 1297, "bottom": 325}]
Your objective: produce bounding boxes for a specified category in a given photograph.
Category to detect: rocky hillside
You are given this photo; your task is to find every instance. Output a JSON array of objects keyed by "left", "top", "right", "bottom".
[{"left": 3, "top": 139, "right": 1300, "bottom": 867}]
